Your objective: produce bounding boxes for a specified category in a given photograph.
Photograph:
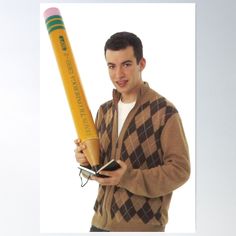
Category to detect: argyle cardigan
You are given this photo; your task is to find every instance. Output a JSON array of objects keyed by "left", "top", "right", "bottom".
[{"left": 91, "top": 82, "right": 190, "bottom": 231}]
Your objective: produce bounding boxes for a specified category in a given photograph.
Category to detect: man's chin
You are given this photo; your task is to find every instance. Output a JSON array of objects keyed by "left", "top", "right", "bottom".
[{"left": 115, "top": 87, "right": 127, "bottom": 94}]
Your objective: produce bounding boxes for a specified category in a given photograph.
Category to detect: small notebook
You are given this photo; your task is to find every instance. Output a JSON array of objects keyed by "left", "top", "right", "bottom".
[{"left": 78, "top": 159, "right": 121, "bottom": 178}]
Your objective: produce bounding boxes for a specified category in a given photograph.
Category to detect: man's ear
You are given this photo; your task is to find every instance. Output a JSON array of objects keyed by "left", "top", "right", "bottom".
[{"left": 139, "top": 57, "right": 146, "bottom": 71}]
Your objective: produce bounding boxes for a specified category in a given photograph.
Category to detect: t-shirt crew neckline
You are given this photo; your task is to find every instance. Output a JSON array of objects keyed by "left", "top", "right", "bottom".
[{"left": 118, "top": 99, "right": 136, "bottom": 136}]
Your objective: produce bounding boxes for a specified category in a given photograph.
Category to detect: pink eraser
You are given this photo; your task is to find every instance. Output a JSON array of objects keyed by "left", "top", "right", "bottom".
[{"left": 44, "top": 7, "right": 61, "bottom": 20}]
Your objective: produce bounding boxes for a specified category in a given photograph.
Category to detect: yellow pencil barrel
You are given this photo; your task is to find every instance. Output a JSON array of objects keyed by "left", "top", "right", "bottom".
[{"left": 44, "top": 7, "right": 100, "bottom": 171}]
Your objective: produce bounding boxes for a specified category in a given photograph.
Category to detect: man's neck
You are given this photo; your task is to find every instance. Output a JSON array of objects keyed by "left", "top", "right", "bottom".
[
  {"left": 121, "top": 82, "right": 142, "bottom": 103},
  {"left": 121, "top": 95, "right": 136, "bottom": 103}
]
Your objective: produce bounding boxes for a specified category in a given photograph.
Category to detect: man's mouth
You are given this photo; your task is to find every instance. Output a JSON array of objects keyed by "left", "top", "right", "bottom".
[{"left": 116, "top": 80, "right": 128, "bottom": 88}]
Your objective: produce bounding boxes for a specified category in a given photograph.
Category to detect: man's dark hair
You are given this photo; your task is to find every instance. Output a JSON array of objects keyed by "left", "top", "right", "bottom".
[{"left": 104, "top": 32, "right": 143, "bottom": 63}]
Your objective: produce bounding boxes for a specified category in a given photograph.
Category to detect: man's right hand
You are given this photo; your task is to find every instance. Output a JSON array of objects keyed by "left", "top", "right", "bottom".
[{"left": 74, "top": 138, "right": 90, "bottom": 166}]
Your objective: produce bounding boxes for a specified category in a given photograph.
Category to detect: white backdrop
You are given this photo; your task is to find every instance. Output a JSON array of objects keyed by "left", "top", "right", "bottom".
[{"left": 40, "top": 3, "right": 195, "bottom": 233}]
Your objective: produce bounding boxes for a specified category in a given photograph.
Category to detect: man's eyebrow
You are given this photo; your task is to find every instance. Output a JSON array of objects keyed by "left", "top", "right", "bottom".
[
  {"left": 121, "top": 60, "right": 132, "bottom": 64},
  {"left": 107, "top": 62, "right": 115, "bottom": 65},
  {"left": 107, "top": 60, "right": 133, "bottom": 66}
]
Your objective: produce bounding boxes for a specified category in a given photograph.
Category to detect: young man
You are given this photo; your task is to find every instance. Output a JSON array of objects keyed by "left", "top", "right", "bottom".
[{"left": 75, "top": 32, "right": 190, "bottom": 232}]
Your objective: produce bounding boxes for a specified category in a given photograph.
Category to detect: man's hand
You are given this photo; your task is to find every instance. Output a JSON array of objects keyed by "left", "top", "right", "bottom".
[
  {"left": 91, "top": 160, "right": 127, "bottom": 186},
  {"left": 74, "top": 138, "right": 90, "bottom": 166}
]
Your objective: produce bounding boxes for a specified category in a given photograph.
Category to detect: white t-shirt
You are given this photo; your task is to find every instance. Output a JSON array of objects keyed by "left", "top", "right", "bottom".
[{"left": 118, "top": 99, "right": 136, "bottom": 136}]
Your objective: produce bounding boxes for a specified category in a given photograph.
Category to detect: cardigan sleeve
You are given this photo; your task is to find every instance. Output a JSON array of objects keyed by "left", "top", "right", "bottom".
[{"left": 118, "top": 113, "right": 190, "bottom": 198}]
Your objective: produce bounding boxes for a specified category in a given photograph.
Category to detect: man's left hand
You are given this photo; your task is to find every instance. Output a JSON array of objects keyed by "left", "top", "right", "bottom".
[{"left": 91, "top": 160, "right": 127, "bottom": 186}]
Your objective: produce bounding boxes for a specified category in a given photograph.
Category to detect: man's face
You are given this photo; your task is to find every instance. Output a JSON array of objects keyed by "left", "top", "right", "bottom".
[{"left": 105, "top": 46, "right": 146, "bottom": 102}]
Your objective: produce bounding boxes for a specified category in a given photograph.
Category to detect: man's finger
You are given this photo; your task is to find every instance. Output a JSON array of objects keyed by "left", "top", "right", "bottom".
[
  {"left": 92, "top": 176, "right": 113, "bottom": 185},
  {"left": 74, "top": 138, "right": 82, "bottom": 145},
  {"left": 99, "top": 171, "right": 113, "bottom": 177}
]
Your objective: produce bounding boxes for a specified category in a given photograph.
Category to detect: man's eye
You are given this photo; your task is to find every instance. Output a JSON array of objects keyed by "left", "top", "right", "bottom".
[
  {"left": 124, "top": 63, "right": 131, "bottom": 68},
  {"left": 108, "top": 65, "right": 115, "bottom": 69}
]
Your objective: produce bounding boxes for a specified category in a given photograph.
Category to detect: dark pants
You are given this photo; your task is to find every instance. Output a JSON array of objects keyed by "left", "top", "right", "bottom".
[{"left": 90, "top": 225, "right": 109, "bottom": 232}]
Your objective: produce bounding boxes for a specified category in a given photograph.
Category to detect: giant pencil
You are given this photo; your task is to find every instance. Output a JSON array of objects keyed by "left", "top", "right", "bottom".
[{"left": 44, "top": 7, "right": 100, "bottom": 172}]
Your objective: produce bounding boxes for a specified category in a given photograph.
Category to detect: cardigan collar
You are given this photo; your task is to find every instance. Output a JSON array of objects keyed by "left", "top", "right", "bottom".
[{"left": 112, "top": 81, "right": 150, "bottom": 108}]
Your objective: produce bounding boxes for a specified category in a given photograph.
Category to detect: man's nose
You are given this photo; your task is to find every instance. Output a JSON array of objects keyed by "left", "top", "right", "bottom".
[{"left": 115, "top": 67, "right": 125, "bottom": 79}]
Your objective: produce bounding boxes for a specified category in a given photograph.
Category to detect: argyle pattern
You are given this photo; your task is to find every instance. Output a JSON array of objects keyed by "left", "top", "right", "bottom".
[
  {"left": 97, "top": 100, "right": 114, "bottom": 164},
  {"left": 94, "top": 95, "right": 177, "bottom": 223},
  {"left": 121, "top": 97, "right": 177, "bottom": 169},
  {"left": 94, "top": 185, "right": 106, "bottom": 215},
  {"left": 111, "top": 187, "right": 163, "bottom": 224},
  {"left": 93, "top": 101, "right": 114, "bottom": 215}
]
